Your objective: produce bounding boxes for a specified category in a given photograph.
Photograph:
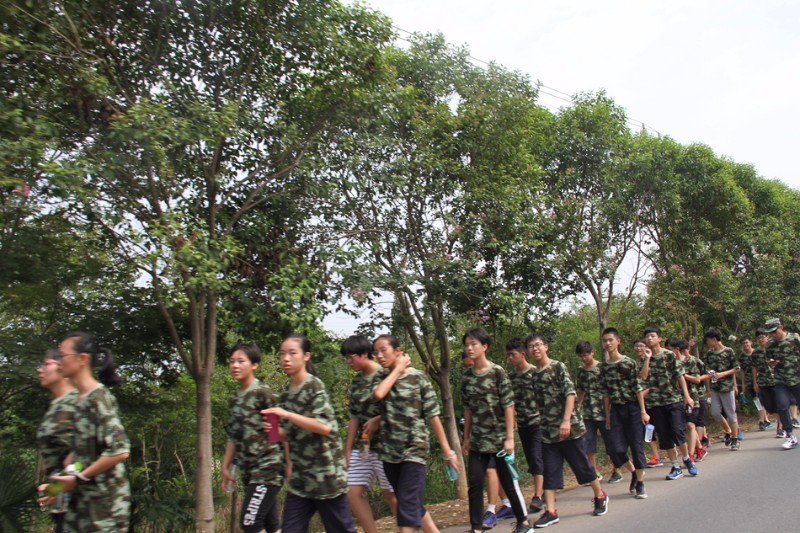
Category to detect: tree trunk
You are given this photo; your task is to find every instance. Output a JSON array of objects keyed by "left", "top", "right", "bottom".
[
  {"left": 433, "top": 367, "right": 468, "bottom": 498},
  {"left": 195, "top": 368, "right": 215, "bottom": 532}
]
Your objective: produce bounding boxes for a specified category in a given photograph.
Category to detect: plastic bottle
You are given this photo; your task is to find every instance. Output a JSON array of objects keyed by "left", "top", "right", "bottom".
[
  {"left": 710, "top": 370, "right": 718, "bottom": 384},
  {"left": 753, "top": 396, "right": 764, "bottom": 411},
  {"left": 644, "top": 423, "right": 655, "bottom": 442},
  {"left": 224, "top": 463, "right": 238, "bottom": 493},
  {"left": 44, "top": 462, "right": 83, "bottom": 497},
  {"left": 496, "top": 451, "right": 520, "bottom": 480},
  {"left": 359, "top": 432, "right": 370, "bottom": 459}
]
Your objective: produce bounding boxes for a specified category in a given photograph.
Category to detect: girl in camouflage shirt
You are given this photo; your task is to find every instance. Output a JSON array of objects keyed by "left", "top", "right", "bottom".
[{"left": 262, "top": 334, "right": 355, "bottom": 533}]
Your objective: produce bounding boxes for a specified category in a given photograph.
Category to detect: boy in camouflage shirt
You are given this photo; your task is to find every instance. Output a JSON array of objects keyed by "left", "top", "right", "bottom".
[
  {"left": 506, "top": 337, "right": 545, "bottom": 514},
  {"left": 223, "top": 344, "right": 285, "bottom": 533},
  {"left": 575, "top": 341, "right": 630, "bottom": 486},
  {"left": 752, "top": 328, "right": 782, "bottom": 436},
  {"left": 703, "top": 329, "right": 741, "bottom": 450},
  {"left": 640, "top": 326, "right": 697, "bottom": 480},
  {"left": 738, "top": 335, "right": 771, "bottom": 430},
  {"left": 461, "top": 328, "right": 533, "bottom": 533},
  {"left": 667, "top": 338, "right": 706, "bottom": 461},
  {"left": 526, "top": 334, "right": 608, "bottom": 528},
  {"left": 373, "top": 334, "right": 458, "bottom": 533},
  {"left": 598, "top": 328, "right": 649, "bottom": 499},
  {"left": 764, "top": 317, "right": 800, "bottom": 449}
]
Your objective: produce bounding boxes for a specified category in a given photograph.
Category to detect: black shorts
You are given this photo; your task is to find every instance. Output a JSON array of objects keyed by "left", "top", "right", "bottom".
[
  {"left": 383, "top": 461, "right": 427, "bottom": 528},
  {"left": 608, "top": 402, "right": 646, "bottom": 469},
  {"left": 281, "top": 492, "right": 355, "bottom": 533},
  {"left": 583, "top": 418, "right": 613, "bottom": 455},
  {"left": 518, "top": 423, "right": 544, "bottom": 476},
  {"left": 541, "top": 435, "right": 596, "bottom": 490},
  {"left": 759, "top": 385, "right": 776, "bottom": 413},
  {"left": 650, "top": 402, "right": 686, "bottom": 449},
  {"left": 241, "top": 483, "right": 280, "bottom": 533}
]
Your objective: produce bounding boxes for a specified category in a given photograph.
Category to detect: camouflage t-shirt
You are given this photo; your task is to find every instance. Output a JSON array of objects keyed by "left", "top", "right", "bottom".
[
  {"left": 227, "top": 379, "right": 284, "bottom": 486},
  {"left": 645, "top": 348, "right": 685, "bottom": 407},
  {"left": 704, "top": 347, "right": 739, "bottom": 393},
  {"left": 599, "top": 356, "right": 643, "bottom": 405},
  {"left": 462, "top": 363, "right": 515, "bottom": 453},
  {"left": 279, "top": 375, "right": 347, "bottom": 499},
  {"left": 36, "top": 388, "right": 78, "bottom": 474},
  {"left": 576, "top": 364, "right": 606, "bottom": 422},
  {"left": 531, "top": 360, "right": 585, "bottom": 444},
  {"left": 751, "top": 346, "right": 776, "bottom": 387},
  {"left": 65, "top": 384, "right": 131, "bottom": 532},
  {"left": 348, "top": 367, "right": 387, "bottom": 449},
  {"left": 509, "top": 365, "right": 541, "bottom": 428},
  {"left": 680, "top": 355, "right": 706, "bottom": 403},
  {"left": 378, "top": 368, "right": 441, "bottom": 465},
  {"left": 765, "top": 335, "right": 800, "bottom": 387},
  {"left": 737, "top": 351, "right": 754, "bottom": 389}
]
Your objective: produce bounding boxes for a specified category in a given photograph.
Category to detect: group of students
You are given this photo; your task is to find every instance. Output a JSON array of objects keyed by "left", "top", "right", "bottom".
[{"left": 34, "top": 316, "right": 800, "bottom": 533}]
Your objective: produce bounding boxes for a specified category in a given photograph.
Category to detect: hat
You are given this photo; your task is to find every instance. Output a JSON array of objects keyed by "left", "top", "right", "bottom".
[{"left": 763, "top": 318, "right": 782, "bottom": 333}]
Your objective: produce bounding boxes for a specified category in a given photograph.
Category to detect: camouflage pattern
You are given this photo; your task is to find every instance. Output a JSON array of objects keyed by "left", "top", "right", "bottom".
[
  {"left": 644, "top": 348, "right": 685, "bottom": 407},
  {"left": 348, "top": 367, "right": 387, "bottom": 449},
  {"left": 576, "top": 364, "right": 606, "bottom": 421},
  {"left": 509, "top": 365, "right": 541, "bottom": 428},
  {"left": 530, "top": 360, "right": 585, "bottom": 444},
  {"left": 65, "top": 384, "right": 130, "bottom": 532},
  {"left": 599, "top": 356, "right": 643, "bottom": 405},
  {"left": 703, "top": 347, "right": 739, "bottom": 393},
  {"left": 377, "top": 368, "right": 441, "bottom": 464},
  {"left": 37, "top": 389, "right": 78, "bottom": 474},
  {"left": 737, "top": 351, "right": 754, "bottom": 389},
  {"left": 461, "top": 363, "right": 515, "bottom": 453},
  {"left": 751, "top": 346, "right": 777, "bottom": 387},
  {"left": 279, "top": 375, "right": 347, "bottom": 499},
  {"left": 227, "top": 379, "right": 284, "bottom": 486},
  {"left": 765, "top": 335, "right": 800, "bottom": 387},
  {"left": 680, "top": 355, "right": 706, "bottom": 403}
]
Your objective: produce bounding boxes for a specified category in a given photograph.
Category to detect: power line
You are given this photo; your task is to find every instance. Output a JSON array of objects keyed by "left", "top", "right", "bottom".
[{"left": 392, "top": 25, "right": 662, "bottom": 136}]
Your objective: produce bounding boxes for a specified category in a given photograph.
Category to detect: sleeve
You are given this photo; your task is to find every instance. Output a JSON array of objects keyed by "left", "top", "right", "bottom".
[
  {"left": 347, "top": 378, "right": 359, "bottom": 419},
  {"left": 226, "top": 396, "right": 237, "bottom": 441},
  {"left": 575, "top": 368, "right": 586, "bottom": 393},
  {"left": 420, "top": 373, "right": 442, "bottom": 419},
  {"left": 461, "top": 371, "right": 472, "bottom": 411},
  {"left": 96, "top": 391, "right": 130, "bottom": 457},
  {"left": 628, "top": 360, "right": 644, "bottom": 393},
  {"left": 730, "top": 349, "right": 740, "bottom": 369},
  {"left": 497, "top": 367, "right": 515, "bottom": 409},
  {"left": 560, "top": 363, "right": 576, "bottom": 397},
  {"left": 671, "top": 353, "right": 685, "bottom": 381},
  {"left": 310, "top": 381, "right": 338, "bottom": 432}
]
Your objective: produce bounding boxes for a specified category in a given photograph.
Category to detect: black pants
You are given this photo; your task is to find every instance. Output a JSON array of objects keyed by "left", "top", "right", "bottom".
[
  {"left": 774, "top": 383, "right": 800, "bottom": 434},
  {"left": 609, "top": 402, "right": 647, "bottom": 469},
  {"left": 468, "top": 451, "right": 528, "bottom": 530},
  {"left": 281, "top": 492, "right": 355, "bottom": 533}
]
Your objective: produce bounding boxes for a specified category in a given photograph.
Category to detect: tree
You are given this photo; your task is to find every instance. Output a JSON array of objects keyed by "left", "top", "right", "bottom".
[{"left": 2, "top": 1, "right": 392, "bottom": 529}]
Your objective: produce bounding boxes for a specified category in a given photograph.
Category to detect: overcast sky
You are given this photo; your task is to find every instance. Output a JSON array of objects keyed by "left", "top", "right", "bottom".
[{"left": 356, "top": 0, "right": 800, "bottom": 191}]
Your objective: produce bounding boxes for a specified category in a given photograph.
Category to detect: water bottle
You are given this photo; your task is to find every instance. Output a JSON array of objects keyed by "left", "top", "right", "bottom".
[
  {"left": 685, "top": 403, "right": 693, "bottom": 416},
  {"left": 496, "top": 450, "right": 520, "bottom": 481},
  {"left": 358, "top": 432, "right": 370, "bottom": 459},
  {"left": 444, "top": 450, "right": 458, "bottom": 481},
  {"left": 710, "top": 370, "right": 718, "bottom": 384},
  {"left": 739, "top": 392, "right": 748, "bottom": 404},
  {"left": 644, "top": 423, "right": 655, "bottom": 442},
  {"left": 224, "top": 463, "right": 238, "bottom": 493},
  {"left": 44, "top": 462, "right": 83, "bottom": 497},
  {"left": 753, "top": 396, "right": 764, "bottom": 411}
]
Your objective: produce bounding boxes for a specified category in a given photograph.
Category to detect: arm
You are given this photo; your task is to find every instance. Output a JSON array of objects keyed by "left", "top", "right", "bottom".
[
  {"left": 636, "top": 390, "right": 650, "bottom": 425},
  {"left": 677, "top": 375, "right": 694, "bottom": 407},
  {"left": 345, "top": 418, "right": 359, "bottom": 466},
  {"left": 221, "top": 440, "right": 236, "bottom": 488},
  {"left": 50, "top": 453, "right": 130, "bottom": 492},
  {"left": 559, "top": 393, "right": 576, "bottom": 440},
  {"left": 430, "top": 415, "right": 458, "bottom": 474},
  {"left": 576, "top": 391, "right": 585, "bottom": 412},
  {"left": 603, "top": 395, "right": 612, "bottom": 429},
  {"left": 503, "top": 405, "right": 515, "bottom": 454},
  {"left": 461, "top": 409, "right": 472, "bottom": 456},
  {"left": 752, "top": 367, "right": 760, "bottom": 393},
  {"left": 261, "top": 407, "right": 333, "bottom": 436},
  {"left": 373, "top": 355, "right": 411, "bottom": 400},
  {"left": 640, "top": 355, "right": 651, "bottom": 380}
]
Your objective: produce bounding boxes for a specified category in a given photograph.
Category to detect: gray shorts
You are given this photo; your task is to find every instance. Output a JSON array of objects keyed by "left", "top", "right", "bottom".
[{"left": 710, "top": 390, "right": 738, "bottom": 424}]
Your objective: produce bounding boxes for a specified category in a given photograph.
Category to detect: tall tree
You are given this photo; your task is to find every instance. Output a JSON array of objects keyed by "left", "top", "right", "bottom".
[{"left": 2, "top": 1, "right": 391, "bottom": 529}]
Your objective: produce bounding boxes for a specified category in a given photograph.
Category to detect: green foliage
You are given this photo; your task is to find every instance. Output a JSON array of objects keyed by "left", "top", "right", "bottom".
[{"left": 0, "top": 451, "right": 38, "bottom": 533}]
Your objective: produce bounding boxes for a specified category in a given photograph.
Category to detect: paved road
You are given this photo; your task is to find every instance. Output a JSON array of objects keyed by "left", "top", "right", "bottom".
[{"left": 441, "top": 429, "right": 800, "bottom": 532}]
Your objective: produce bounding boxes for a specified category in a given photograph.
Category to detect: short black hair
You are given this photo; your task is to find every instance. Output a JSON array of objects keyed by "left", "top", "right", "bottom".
[
  {"left": 601, "top": 327, "right": 621, "bottom": 340},
  {"left": 341, "top": 335, "right": 373, "bottom": 358},
  {"left": 643, "top": 326, "right": 662, "bottom": 337},
  {"left": 463, "top": 328, "right": 491, "bottom": 348},
  {"left": 524, "top": 333, "right": 548, "bottom": 347},
  {"left": 703, "top": 329, "right": 722, "bottom": 342},
  {"left": 739, "top": 335, "right": 752, "bottom": 343},
  {"left": 665, "top": 337, "right": 681, "bottom": 349},
  {"left": 230, "top": 343, "right": 262, "bottom": 364},
  {"left": 575, "top": 341, "right": 594, "bottom": 354},
  {"left": 505, "top": 337, "right": 526, "bottom": 353}
]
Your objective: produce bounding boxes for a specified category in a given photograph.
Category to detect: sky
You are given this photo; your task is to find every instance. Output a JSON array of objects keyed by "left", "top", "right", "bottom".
[
  {"left": 325, "top": 0, "right": 800, "bottom": 335},
  {"left": 356, "top": 0, "right": 800, "bottom": 190}
]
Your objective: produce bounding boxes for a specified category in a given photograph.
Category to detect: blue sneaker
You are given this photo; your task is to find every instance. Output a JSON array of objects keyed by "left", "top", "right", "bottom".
[
  {"left": 683, "top": 457, "right": 698, "bottom": 476},
  {"left": 496, "top": 506, "right": 515, "bottom": 520},
  {"left": 482, "top": 511, "right": 498, "bottom": 529},
  {"left": 665, "top": 466, "right": 683, "bottom": 480}
]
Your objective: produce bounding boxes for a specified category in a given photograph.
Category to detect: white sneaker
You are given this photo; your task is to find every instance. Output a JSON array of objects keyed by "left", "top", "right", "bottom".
[{"left": 782, "top": 435, "right": 798, "bottom": 449}]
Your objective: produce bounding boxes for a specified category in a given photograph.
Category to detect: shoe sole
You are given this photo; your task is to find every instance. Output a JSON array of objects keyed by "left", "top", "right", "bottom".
[
  {"left": 665, "top": 474, "right": 684, "bottom": 480},
  {"left": 646, "top": 463, "right": 663, "bottom": 468},
  {"left": 593, "top": 498, "right": 609, "bottom": 516},
  {"left": 635, "top": 492, "right": 648, "bottom": 499},
  {"left": 535, "top": 518, "right": 559, "bottom": 527}
]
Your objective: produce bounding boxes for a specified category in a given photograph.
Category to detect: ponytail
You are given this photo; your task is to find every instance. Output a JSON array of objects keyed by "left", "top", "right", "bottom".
[{"left": 64, "top": 331, "right": 122, "bottom": 386}]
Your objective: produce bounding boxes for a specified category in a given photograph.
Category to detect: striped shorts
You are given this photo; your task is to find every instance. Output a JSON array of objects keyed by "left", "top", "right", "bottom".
[{"left": 347, "top": 450, "right": 393, "bottom": 490}]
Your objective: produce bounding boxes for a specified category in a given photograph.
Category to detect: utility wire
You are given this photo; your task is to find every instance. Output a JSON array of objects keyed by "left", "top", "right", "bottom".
[{"left": 392, "top": 25, "right": 662, "bottom": 136}]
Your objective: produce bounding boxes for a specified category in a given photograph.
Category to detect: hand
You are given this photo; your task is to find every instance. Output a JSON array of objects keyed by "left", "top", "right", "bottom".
[
  {"left": 220, "top": 469, "right": 235, "bottom": 490},
  {"left": 285, "top": 463, "right": 292, "bottom": 480},
  {"left": 461, "top": 437, "right": 470, "bottom": 457},
  {"left": 503, "top": 437, "right": 514, "bottom": 455},
  {"left": 36, "top": 485, "right": 57, "bottom": 506},
  {"left": 559, "top": 420, "right": 571, "bottom": 440},
  {"left": 685, "top": 397, "right": 695, "bottom": 409},
  {"left": 444, "top": 453, "right": 459, "bottom": 475},
  {"left": 48, "top": 475, "right": 76, "bottom": 493},
  {"left": 641, "top": 411, "right": 650, "bottom": 425},
  {"left": 644, "top": 348, "right": 652, "bottom": 359},
  {"left": 362, "top": 416, "right": 380, "bottom": 436},
  {"left": 768, "top": 359, "right": 778, "bottom": 368},
  {"left": 605, "top": 421, "right": 611, "bottom": 431},
  {"left": 394, "top": 353, "right": 412, "bottom": 372},
  {"left": 754, "top": 383, "right": 760, "bottom": 393},
  {"left": 261, "top": 407, "right": 290, "bottom": 433}
]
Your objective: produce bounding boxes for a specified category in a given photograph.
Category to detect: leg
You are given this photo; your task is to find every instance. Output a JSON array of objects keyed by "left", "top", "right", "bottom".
[
  {"left": 467, "top": 451, "right": 490, "bottom": 531},
  {"left": 485, "top": 464, "right": 499, "bottom": 511},
  {"left": 541, "top": 442, "right": 565, "bottom": 514},
  {"left": 240, "top": 484, "right": 280, "bottom": 533},
  {"left": 493, "top": 451, "right": 531, "bottom": 526},
  {"left": 281, "top": 493, "right": 315, "bottom": 533}
]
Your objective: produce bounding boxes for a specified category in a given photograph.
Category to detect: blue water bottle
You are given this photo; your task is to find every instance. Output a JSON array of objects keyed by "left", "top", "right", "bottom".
[
  {"left": 496, "top": 450, "right": 520, "bottom": 480},
  {"left": 644, "top": 423, "right": 655, "bottom": 442},
  {"left": 444, "top": 450, "right": 458, "bottom": 481}
]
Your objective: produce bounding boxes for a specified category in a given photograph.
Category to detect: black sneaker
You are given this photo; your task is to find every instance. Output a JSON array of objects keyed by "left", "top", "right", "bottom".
[
  {"left": 628, "top": 474, "right": 637, "bottom": 495},
  {"left": 534, "top": 511, "right": 559, "bottom": 528},
  {"left": 592, "top": 491, "right": 609, "bottom": 516},
  {"left": 635, "top": 481, "right": 648, "bottom": 499},
  {"left": 510, "top": 523, "right": 534, "bottom": 533},
  {"left": 528, "top": 495, "right": 544, "bottom": 513},
  {"left": 730, "top": 438, "right": 740, "bottom": 451}
]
